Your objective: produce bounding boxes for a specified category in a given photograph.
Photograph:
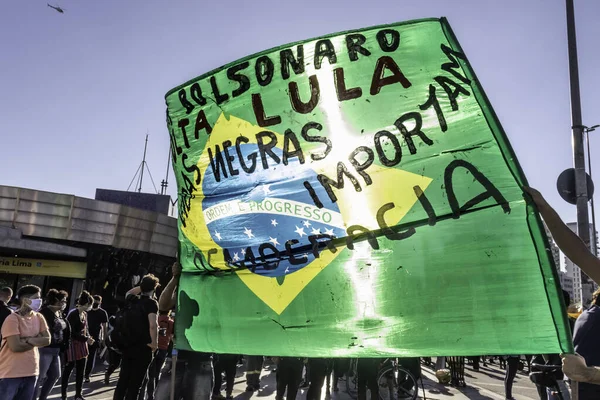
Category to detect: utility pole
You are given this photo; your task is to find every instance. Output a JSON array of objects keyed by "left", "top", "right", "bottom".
[
  {"left": 566, "top": 1, "right": 588, "bottom": 397},
  {"left": 566, "top": 0, "right": 591, "bottom": 251}
]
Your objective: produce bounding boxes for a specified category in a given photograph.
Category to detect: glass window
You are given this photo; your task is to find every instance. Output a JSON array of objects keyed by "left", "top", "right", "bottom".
[
  {"left": 16, "top": 275, "right": 46, "bottom": 292},
  {"left": 0, "top": 273, "right": 16, "bottom": 291},
  {"left": 46, "top": 276, "right": 73, "bottom": 298}
]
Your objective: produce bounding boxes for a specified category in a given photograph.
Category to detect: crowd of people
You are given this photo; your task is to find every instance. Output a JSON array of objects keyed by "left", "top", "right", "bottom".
[{"left": 0, "top": 187, "right": 599, "bottom": 400}]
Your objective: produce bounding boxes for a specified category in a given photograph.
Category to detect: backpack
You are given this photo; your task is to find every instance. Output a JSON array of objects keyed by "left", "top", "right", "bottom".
[{"left": 107, "top": 295, "right": 148, "bottom": 353}]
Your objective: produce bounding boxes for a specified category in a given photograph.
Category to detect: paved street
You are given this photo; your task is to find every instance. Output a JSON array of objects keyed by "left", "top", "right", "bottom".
[
  {"left": 462, "top": 360, "right": 539, "bottom": 400},
  {"left": 47, "top": 358, "right": 542, "bottom": 400}
]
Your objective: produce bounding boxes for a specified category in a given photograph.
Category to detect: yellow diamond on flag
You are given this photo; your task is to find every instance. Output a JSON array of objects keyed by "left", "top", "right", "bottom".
[{"left": 182, "top": 113, "right": 432, "bottom": 314}]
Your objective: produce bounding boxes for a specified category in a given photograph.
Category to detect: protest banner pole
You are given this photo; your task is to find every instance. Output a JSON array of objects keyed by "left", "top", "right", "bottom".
[
  {"left": 170, "top": 246, "right": 181, "bottom": 400},
  {"left": 169, "top": 348, "right": 178, "bottom": 400}
]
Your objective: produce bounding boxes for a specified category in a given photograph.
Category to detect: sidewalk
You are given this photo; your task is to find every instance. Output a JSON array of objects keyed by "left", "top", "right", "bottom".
[{"left": 49, "top": 359, "right": 537, "bottom": 400}]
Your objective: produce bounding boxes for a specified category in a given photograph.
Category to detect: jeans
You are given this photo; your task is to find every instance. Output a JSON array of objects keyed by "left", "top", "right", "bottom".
[
  {"left": 85, "top": 342, "right": 99, "bottom": 379},
  {"left": 154, "top": 358, "right": 213, "bottom": 400},
  {"left": 332, "top": 359, "right": 350, "bottom": 392},
  {"left": 504, "top": 357, "right": 519, "bottom": 399},
  {"left": 245, "top": 356, "right": 263, "bottom": 389},
  {"left": 0, "top": 376, "right": 37, "bottom": 400},
  {"left": 398, "top": 357, "right": 421, "bottom": 381},
  {"left": 276, "top": 358, "right": 304, "bottom": 400},
  {"left": 469, "top": 356, "right": 480, "bottom": 370},
  {"left": 34, "top": 347, "right": 62, "bottom": 400},
  {"left": 306, "top": 359, "right": 329, "bottom": 400},
  {"left": 547, "top": 380, "right": 571, "bottom": 399},
  {"left": 105, "top": 348, "right": 122, "bottom": 381},
  {"left": 62, "top": 358, "right": 87, "bottom": 399},
  {"left": 357, "top": 361, "right": 379, "bottom": 400},
  {"left": 140, "top": 349, "right": 169, "bottom": 400},
  {"left": 114, "top": 347, "right": 153, "bottom": 400},
  {"left": 213, "top": 354, "right": 237, "bottom": 397}
]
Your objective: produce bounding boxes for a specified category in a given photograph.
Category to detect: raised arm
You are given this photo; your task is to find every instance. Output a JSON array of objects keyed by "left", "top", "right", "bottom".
[
  {"left": 524, "top": 187, "right": 600, "bottom": 284},
  {"left": 562, "top": 353, "right": 600, "bottom": 384},
  {"left": 158, "top": 262, "right": 181, "bottom": 313},
  {"left": 148, "top": 312, "right": 158, "bottom": 351},
  {"left": 126, "top": 286, "right": 142, "bottom": 297}
]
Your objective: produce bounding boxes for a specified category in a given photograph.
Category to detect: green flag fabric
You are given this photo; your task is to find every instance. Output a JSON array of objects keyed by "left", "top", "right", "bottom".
[{"left": 165, "top": 18, "right": 572, "bottom": 357}]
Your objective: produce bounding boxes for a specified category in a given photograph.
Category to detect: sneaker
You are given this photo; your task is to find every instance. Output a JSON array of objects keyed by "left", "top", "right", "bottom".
[
  {"left": 246, "top": 385, "right": 255, "bottom": 392},
  {"left": 84, "top": 377, "right": 91, "bottom": 383},
  {"left": 74, "top": 396, "right": 86, "bottom": 400},
  {"left": 226, "top": 395, "right": 234, "bottom": 400}
]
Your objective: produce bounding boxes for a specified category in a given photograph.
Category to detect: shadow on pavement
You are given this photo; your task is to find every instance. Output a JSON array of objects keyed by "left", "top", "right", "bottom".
[
  {"left": 426, "top": 385, "right": 456, "bottom": 397},
  {"left": 457, "top": 386, "right": 499, "bottom": 400}
]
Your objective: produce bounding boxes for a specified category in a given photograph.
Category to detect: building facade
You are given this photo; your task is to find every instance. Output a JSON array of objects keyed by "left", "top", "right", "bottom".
[
  {"left": 565, "top": 222, "right": 599, "bottom": 307},
  {"left": 0, "top": 186, "right": 178, "bottom": 311},
  {"left": 559, "top": 270, "right": 575, "bottom": 303}
]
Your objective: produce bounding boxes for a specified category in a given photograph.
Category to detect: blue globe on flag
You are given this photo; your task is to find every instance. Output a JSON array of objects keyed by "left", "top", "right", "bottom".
[{"left": 202, "top": 144, "right": 346, "bottom": 278}]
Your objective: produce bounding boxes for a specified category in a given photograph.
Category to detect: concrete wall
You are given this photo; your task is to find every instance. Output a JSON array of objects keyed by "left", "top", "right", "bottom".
[{"left": 0, "top": 186, "right": 178, "bottom": 258}]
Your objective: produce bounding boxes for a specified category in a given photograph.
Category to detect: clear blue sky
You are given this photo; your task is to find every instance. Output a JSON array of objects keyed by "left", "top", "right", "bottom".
[{"left": 1, "top": 0, "right": 599, "bottom": 224}]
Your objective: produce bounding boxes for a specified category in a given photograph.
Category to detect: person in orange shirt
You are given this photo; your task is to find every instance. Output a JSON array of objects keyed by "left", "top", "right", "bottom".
[{"left": 0, "top": 284, "right": 51, "bottom": 400}]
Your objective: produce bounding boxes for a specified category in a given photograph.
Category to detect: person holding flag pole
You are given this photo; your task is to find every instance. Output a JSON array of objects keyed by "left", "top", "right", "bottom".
[
  {"left": 524, "top": 187, "right": 600, "bottom": 390},
  {"left": 153, "top": 261, "right": 214, "bottom": 400}
]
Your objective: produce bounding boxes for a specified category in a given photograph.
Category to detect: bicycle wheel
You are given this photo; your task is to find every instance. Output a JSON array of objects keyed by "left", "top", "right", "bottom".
[
  {"left": 396, "top": 367, "right": 418, "bottom": 400},
  {"left": 377, "top": 366, "right": 418, "bottom": 400},
  {"left": 377, "top": 366, "right": 396, "bottom": 400},
  {"left": 346, "top": 359, "right": 358, "bottom": 399}
]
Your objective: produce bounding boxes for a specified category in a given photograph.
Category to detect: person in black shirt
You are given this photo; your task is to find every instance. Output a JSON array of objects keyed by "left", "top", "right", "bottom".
[
  {"left": 85, "top": 295, "right": 109, "bottom": 382},
  {"left": 0, "top": 287, "right": 13, "bottom": 341},
  {"left": 34, "top": 289, "right": 69, "bottom": 400},
  {"left": 114, "top": 274, "right": 159, "bottom": 400}
]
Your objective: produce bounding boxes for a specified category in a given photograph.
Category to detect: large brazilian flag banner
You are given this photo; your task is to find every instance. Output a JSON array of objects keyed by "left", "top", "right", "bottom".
[{"left": 165, "top": 18, "right": 572, "bottom": 357}]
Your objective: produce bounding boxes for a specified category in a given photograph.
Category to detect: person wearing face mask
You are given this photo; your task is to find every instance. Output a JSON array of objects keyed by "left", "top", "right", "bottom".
[
  {"left": 0, "top": 284, "right": 51, "bottom": 400},
  {"left": 61, "top": 291, "right": 95, "bottom": 400},
  {"left": 34, "top": 289, "right": 70, "bottom": 400}
]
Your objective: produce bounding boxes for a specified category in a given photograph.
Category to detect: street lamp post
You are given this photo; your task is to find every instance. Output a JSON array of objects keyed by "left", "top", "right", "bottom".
[{"left": 566, "top": 0, "right": 591, "bottom": 255}]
